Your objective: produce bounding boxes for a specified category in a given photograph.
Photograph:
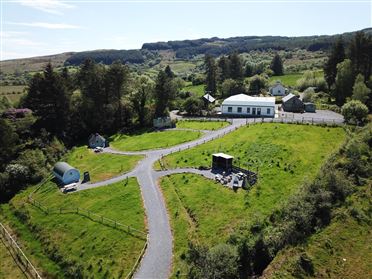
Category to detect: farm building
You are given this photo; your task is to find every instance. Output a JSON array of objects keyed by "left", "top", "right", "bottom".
[
  {"left": 282, "top": 93, "right": 304, "bottom": 112},
  {"left": 53, "top": 162, "right": 80, "bottom": 185},
  {"left": 221, "top": 94, "right": 275, "bottom": 117},
  {"left": 202, "top": 93, "right": 216, "bottom": 104},
  {"left": 153, "top": 117, "right": 173, "bottom": 129},
  {"left": 88, "top": 133, "right": 108, "bottom": 148},
  {"left": 212, "top": 153, "right": 234, "bottom": 172},
  {"left": 269, "top": 82, "right": 287, "bottom": 96},
  {"left": 304, "top": 102, "right": 316, "bottom": 112}
]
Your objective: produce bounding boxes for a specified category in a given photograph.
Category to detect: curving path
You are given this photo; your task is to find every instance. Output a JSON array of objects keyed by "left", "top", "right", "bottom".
[{"left": 75, "top": 114, "right": 343, "bottom": 278}]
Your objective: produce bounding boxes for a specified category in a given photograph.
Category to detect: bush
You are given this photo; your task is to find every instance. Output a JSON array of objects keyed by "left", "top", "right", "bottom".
[
  {"left": 302, "top": 87, "right": 316, "bottom": 102},
  {"left": 341, "top": 100, "right": 368, "bottom": 125}
]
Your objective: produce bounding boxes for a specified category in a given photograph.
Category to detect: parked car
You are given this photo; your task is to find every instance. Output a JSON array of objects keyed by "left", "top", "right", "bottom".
[
  {"left": 94, "top": 147, "right": 104, "bottom": 153},
  {"left": 62, "top": 183, "right": 77, "bottom": 193}
]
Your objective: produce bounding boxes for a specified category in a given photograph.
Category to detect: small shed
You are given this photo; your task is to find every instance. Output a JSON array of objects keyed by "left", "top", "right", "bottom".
[
  {"left": 304, "top": 102, "right": 316, "bottom": 113},
  {"left": 269, "top": 82, "right": 286, "bottom": 96},
  {"left": 53, "top": 162, "right": 80, "bottom": 185},
  {"left": 88, "top": 133, "right": 107, "bottom": 148},
  {"left": 212, "top": 153, "right": 234, "bottom": 172},
  {"left": 282, "top": 93, "right": 304, "bottom": 112},
  {"left": 153, "top": 117, "right": 173, "bottom": 129},
  {"left": 203, "top": 93, "right": 216, "bottom": 104}
]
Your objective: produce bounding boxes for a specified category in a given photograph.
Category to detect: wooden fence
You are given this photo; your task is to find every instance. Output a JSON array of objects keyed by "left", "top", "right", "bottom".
[{"left": 0, "top": 222, "right": 42, "bottom": 279}]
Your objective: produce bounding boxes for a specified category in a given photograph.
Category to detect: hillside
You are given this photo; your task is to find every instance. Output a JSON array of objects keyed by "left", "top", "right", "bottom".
[{"left": 1, "top": 28, "right": 371, "bottom": 75}]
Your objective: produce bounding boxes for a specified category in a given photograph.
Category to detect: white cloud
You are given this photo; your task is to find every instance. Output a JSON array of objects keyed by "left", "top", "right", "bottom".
[
  {"left": 18, "top": 0, "right": 75, "bottom": 15},
  {"left": 6, "top": 21, "right": 81, "bottom": 29}
]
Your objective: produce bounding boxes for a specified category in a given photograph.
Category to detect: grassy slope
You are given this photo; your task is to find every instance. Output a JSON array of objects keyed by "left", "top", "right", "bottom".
[
  {"left": 269, "top": 70, "right": 323, "bottom": 87},
  {"left": 0, "top": 242, "right": 26, "bottom": 279},
  {"left": 66, "top": 146, "right": 143, "bottom": 182},
  {"left": 0, "top": 178, "right": 146, "bottom": 278},
  {"left": 182, "top": 84, "right": 205, "bottom": 97},
  {"left": 159, "top": 123, "right": 345, "bottom": 275},
  {"left": 176, "top": 120, "right": 229, "bottom": 130},
  {"left": 110, "top": 130, "right": 202, "bottom": 151},
  {"left": 263, "top": 185, "right": 372, "bottom": 279}
]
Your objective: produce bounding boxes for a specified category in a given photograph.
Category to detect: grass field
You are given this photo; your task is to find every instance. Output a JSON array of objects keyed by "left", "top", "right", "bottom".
[
  {"left": 0, "top": 242, "right": 26, "bottom": 279},
  {"left": 0, "top": 178, "right": 146, "bottom": 278},
  {"left": 263, "top": 185, "right": 372, "bottom": 279},
  {"left": 66, "top": 146, "right": 143, "bottom": 182},
  {"left": 109, "top": 130, "right": 202, "bottom": 151},
  {"left": 269, "top": 70, "right": 323, "bottom": 87},
  {"left": 181, "top": 84, "right": 205, "bottom": 97},
  {"left": 159, "top": 123, "right": 345, "bottom": 275},
  {"left": 176, "top": 120, "right": 230, "bottom": 130},
  {"left": 0, "top": 85, "right": 27, "bottom": 105}
]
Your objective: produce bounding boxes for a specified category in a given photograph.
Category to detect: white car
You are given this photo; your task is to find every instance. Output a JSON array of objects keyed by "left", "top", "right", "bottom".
[
  {"left": 62, "top": 183, "right": 77, "bottom": 193},
  {"left": 94, "top": 147, "right": 104, "bottom": 153}
]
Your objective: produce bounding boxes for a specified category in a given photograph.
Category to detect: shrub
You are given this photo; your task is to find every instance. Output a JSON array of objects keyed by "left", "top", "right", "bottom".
[{"left": 341, "top": 100, "right": 368, "bottom": 125}]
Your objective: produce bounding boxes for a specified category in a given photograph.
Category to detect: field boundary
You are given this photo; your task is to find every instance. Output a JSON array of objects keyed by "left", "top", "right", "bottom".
[{"left": 0, "top": 222, "right": 42, "bottom": 279}]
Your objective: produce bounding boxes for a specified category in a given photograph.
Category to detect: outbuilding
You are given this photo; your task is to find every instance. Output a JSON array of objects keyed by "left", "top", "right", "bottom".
[
  {"left": 212, "top": 153, "right": 234, "bottom": 172},
  {"left": 282, "top": 93, "right": 304, "bottom": 112},
  {"left": 53, "top": 162, "right": 80, "bottom": 185},
  {"left": 221, "top": 94, "right": 275, "bottom": 117},
  {"left": 304, "top": 102, "right": 316, "bottom": 113},
  {"left": 269, "top": 82, "right": 287, "bottom": 96},
  {"left": 88, "top": 133, "right": 108, "bottom": 148},
  {"left": 153, "top": 117, "right": 173, "bottom": 129}
]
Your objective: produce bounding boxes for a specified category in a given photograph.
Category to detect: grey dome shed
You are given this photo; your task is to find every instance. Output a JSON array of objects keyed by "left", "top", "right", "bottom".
[{"left": 53, "top": 162, "right": 80, "bottom": 185}]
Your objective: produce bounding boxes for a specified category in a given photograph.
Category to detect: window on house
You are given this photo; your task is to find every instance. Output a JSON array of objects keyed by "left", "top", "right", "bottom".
[
  {"left": 237, "top": 107, "right": 242, "bottom": 113},
  {"left": 228, "top": 107, "right": 232, "bottom": 112},
  {"left": 247, "top": 107, "right": 251, "bottom": 114},
  {"left": 252, "top": 108, "right": 256, "bottom": 115},
  {"left": 267, "top": 108, "right": 271, "bottom": 114},
  {"left": 257, "top": 108, "right": 261, "bottom": 115}
]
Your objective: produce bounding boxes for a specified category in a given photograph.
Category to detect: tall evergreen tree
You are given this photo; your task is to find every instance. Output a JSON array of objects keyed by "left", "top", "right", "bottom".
[
  {"left": 165, "top": 65, "right": 175, "bottom": 78},
  {"left": 349, "top": 31, "right": 372, "bottom": 81},
  {"left": 334, "top": 59, "right": 355, "bottom": 105},
  {"left": 131, "top": 75, "right": 154, "bottom": 126},
  {"left": 24, "top": 63, "right": 71, "bottom": 138},
  {"left": 229, "top": 52, "right": 243, "bottom": 80},
  {"left": 270, "top": 53, "right": 284, "bottom": 76},
  {"left": 154, "top": 70, "right": 176, "bottom": 117},
  {"left": 324, "top": 36, "right": 345, "bottom": 89},
  {"left": 204, "top": 55, "right": 217, "bottom": 95},
  {"left": 218, "top": 56, "right": 230, "bottom": 82}
]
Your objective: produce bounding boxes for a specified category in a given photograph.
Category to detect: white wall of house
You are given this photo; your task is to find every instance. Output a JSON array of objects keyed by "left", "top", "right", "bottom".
[
  {"left": 221, "top": 104, "right": 275, "bottom": 117},
  {"left": 270, "top": 84, "right": 286, "bottom": 96}
]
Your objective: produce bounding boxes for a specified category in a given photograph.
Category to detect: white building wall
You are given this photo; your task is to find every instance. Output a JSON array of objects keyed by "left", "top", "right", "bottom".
[
  {"left": 271, "top": 85, "right": 286, "bottom": 96},
  {"left": 222, "top": 105, "right": 275, "bottom": 117}
]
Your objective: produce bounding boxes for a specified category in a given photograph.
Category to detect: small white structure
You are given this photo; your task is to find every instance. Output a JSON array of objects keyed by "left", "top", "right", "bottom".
[
  {"left": 53, "top": 162, "right": 80, "bottom": 185},
  {"left": 221, "top": 94, "right": 275, "bottom": 117},
  {"left": 269, "top": 82, "right": 286, "bottom": 96},
  {"left": 153, "top": 117, "right": 173, "bottom": 129},
  {"left": 203, "top": 93, "right": 216, "bottom": 103}
]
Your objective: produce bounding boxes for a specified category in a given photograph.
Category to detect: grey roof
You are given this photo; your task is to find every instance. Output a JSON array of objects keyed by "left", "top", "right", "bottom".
[
  {"left": 89, "top": 133, "right": 105, "bottom": 141},
  {"left": 282, "top": 93, "right": 296, "bottom": 103},
  {"left": 53, "top": 162, "right": 75, "bottom": 177}
]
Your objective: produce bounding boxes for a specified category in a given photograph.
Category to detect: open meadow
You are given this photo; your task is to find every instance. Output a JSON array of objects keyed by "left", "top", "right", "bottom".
[
  {"left": 159, "top": 123, "right": 346, "bottom": 275},
  {"left": 0, "top": 178, "right": 146, "bottom": 278},
  {"left": 66, "top": 146, "right": 143, "bottom": 182},
  {"left": 109, "top": 129, "right": 202, "bottom": 151}
]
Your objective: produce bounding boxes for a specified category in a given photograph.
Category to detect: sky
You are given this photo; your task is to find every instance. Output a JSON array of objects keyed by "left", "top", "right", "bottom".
[{"left": 0, "top": 0, "right": 371, "bottom": 60}]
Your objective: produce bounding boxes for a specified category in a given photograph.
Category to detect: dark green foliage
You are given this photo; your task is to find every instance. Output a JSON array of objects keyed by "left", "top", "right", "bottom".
[
  {"left": 228, "top": 52, "right": 243, "bottom": 80},
  {"left": 183, "top": 97, "right": 204, "bottom": 115},
  {"left": 248, "top": 75, "right": 268, "bottom": 95},
  {"left": 154, "top": 69, "right": 176, "bottom": 117},
  {"left": 131, "top": 75, "right": 154, "bottom": 126},
  {"left": 324, "top": 36, "right": 345, "bottom": 89},
  {"left": 220, "top": 79, "right": 246, "bottom": 97},
  {"left": 349, "top": 31, "right": 372, "bottom": 81},
  {"left": 334, "top": 59, "right": 355, "bottom": 105},
  {"left": 204, "top": 55, "right": 217, "bottom": 95},
  {"left": 270, "top": 53, "right": 284, "bottom": 76},
  {"left": 0, "top": 118, "right": 18, "bottom": 168},
  {"left": 186, "top": 243, "right": 239, "bottom": 279},
  {"left": 341, "top": 100, "right": 369, "bottom": 125},
  {"left": 244, "top": 63, "right": 254, "bottom": 77},
  {"left": 217, "top": 56, "right": 230, "bottom": 82}
]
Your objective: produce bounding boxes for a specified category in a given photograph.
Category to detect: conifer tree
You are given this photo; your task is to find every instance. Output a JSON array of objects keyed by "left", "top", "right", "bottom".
[{"left": 270, "top": 53, "right": 284, "bottom": 76}]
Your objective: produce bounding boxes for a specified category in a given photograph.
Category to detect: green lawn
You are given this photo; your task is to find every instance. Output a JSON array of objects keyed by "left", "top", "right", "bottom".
[
  {"left": 269, "top": 70, "right": 323, "bottom": 87},
  {"left": 176, "top": 120, "right": 230, "bottom": 130},
  {"left": 182, "top": 84, "right": 205, "bottom": 97},
  {"left": 66, "top": 146, "right": 143, "bottom": 182},
  {"left": 109, "top": 130, "right": 202, "bottom": 151},
  {"left": 0, "top": 178, "right": 146, "bottom": 278},
  {"left": 159, "top": 123, "right": 345, "bottom": 275}
]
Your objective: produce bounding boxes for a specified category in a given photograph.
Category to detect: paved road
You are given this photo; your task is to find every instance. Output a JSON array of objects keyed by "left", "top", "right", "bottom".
[{"left": 75, "top": 114, "right": 343, "bottom": 278}]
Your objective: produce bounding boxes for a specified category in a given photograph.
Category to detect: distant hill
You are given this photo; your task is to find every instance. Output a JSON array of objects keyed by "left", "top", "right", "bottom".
[{"left": 1, "top": 28, "right": 371, "bottom": 74}]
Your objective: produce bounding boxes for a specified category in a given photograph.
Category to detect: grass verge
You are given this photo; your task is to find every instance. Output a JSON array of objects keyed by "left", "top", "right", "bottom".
[{"left": 176, "top": 120, "right": 230, "bottom": 130}]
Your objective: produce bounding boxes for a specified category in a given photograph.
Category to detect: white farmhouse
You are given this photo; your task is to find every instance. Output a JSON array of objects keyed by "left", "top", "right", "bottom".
[
  {"left": 221, "top": 94, "right": 275, "bottom": 117},
  {"left": 269, "top": 82, "right": 286, "bottom": 96}
]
